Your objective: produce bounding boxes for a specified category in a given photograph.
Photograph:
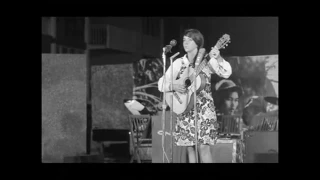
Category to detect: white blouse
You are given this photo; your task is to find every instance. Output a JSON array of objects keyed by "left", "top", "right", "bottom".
[{"left": 158, "top": 54, "right": 232, "bottom": 92}]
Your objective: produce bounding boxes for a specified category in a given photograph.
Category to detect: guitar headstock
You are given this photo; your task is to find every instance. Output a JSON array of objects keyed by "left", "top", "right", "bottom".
[{"left": 215, "top": 34, "right": 231, "bottom": 50}]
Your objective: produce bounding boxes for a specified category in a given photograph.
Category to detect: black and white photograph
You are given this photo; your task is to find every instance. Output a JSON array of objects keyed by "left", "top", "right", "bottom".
[{"left": 42, "top": 17, "right": 278, "bottom": 163}]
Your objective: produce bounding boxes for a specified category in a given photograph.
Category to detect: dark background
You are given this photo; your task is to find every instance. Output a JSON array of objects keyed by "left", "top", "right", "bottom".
[
  {"left": 42, "top": 17, "right": 278, "bottom": 57},
  {"left": 163, "top": 17, "right": 278, "bottom": 57}
]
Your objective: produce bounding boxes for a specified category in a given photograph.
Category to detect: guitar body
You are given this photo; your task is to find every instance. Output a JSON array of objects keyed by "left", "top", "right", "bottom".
[{"left": 165, "top": 67, "right": 207, "bottom": 115}]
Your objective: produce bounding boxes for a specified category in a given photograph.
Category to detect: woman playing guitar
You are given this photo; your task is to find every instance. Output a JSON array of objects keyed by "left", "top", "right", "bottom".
[{"left": 157, "top": 29, "right": 232, "bottom": 163}]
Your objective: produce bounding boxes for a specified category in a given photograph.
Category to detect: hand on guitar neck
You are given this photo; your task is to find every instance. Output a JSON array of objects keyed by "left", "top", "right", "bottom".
[{"left": 209, "top": 46, "right": 223, "bottom": 63}]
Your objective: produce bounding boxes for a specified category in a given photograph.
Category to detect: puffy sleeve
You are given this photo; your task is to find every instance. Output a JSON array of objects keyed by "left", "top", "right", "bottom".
[
  {"left": 158, "top": 59, "right": 182, "bottom": 92},
  {"left": 207, "top": 57, "right": 232, "bottom": 79}
]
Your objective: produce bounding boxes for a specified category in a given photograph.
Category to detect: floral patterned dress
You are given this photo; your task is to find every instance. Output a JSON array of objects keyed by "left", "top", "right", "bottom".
[{"left": 173, "top": 64, "right": 219, "bottom": 146}]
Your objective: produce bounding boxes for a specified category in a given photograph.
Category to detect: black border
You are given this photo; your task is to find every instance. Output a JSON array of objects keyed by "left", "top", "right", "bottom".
[{"left": 38, "top": 4, "right": 285, "bottom": 178}]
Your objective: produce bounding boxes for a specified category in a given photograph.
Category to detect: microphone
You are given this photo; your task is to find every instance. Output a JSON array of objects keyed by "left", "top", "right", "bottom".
[
  {"left": 169, "top": 39, "right": 177, "bottom": 47},
  {"left": 165, "top": 39, "right": 177, "bottom": 53},
  {"left": 195, "top": 48, "right": 206, "bottom": 67}
]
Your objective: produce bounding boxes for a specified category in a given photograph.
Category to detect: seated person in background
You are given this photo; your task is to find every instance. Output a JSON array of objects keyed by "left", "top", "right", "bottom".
[
  {"left": 213, "top": 80, "right": 246, "bottom": 163},
  {"left": 213, "top": 79, "right": 248, "bottom": 137},
  {"left": 242, "top": 96, "right": 265, "bottom": 126},
  {"left": 242, "top": 96, "right": 278, "bottom": 131},
  {"left": 213, "top": 79, "right": 243, "bottom": 116},
  {"left": 264, "top": 96, "right": 278, "bottom": 115}
]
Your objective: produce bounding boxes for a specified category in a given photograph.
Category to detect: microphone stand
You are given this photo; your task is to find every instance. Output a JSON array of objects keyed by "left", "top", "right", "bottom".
[
  {"left": 194, "top": 57, "right": 199, "bottom": 164},
  {"left": 170, "top": 52, "right": 174, "bottom": 163},
  {"left": 193, "top": 48, "right": 205, "bottom": 163},
  {"left": 161, "top": 47, "right": 167, "bottom": 163},
  {"left": 161, "top": 46, "right": 174, "bottom": 163},
  {"left": 161, "top": 42, "right": 177, "bottom": 163}
]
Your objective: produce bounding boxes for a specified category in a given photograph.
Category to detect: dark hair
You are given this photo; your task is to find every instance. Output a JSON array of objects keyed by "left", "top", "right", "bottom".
[
  {"left": 183, "top": 29, "right": 204, "bottom": 67},
  {"left": 183, "top": 29, "right": 204, "bottom": 49},
  {"left": 214, "top": 87, "right": 242, "bottom": 113}
]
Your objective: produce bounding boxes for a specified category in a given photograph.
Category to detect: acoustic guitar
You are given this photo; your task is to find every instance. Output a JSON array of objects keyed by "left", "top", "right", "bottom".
[{"left": 165, "top": 34, "right": 231, "bottom": 115}]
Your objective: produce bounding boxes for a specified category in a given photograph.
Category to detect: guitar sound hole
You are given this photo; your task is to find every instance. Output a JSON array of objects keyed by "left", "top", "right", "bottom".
[{"left": 185, "top": 79, "right": 191, "bottom": 88}]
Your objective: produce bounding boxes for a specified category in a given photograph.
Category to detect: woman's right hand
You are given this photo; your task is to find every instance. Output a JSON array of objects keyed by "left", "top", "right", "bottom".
[{"left": 171, "top": 84, "right": 187, "bottom": 93}]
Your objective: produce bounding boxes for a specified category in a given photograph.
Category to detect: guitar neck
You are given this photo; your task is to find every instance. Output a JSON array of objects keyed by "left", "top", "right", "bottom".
[
  {"left": 194, "top": 56, "right": 209, "bottom": 77},
  {"left": 194, "top": 44, "right": 221, "bottom": 77}
]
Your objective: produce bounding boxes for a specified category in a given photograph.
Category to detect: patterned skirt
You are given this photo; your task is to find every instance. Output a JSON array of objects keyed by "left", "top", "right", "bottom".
[{"left": 174, "top": 81, "right": 219, "bottom": 146}]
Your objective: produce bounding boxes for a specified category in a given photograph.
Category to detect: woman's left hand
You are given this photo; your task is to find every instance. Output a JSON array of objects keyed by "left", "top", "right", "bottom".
[{"left": 209, "top": 47, "right": 220, "bottom": 59}]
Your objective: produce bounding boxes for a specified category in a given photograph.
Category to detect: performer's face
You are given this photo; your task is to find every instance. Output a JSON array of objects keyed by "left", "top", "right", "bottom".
[
  {"left": 183, "top": 36, "right": 198, "bottom": 53},
  {"left": 223, "top": 91, "right": 239, "bottom": 115}
]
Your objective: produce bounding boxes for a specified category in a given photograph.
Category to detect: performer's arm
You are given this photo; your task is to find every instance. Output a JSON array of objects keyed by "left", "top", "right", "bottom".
[{"left": 207, "top": 47, "right": 232, "bottom": 79}]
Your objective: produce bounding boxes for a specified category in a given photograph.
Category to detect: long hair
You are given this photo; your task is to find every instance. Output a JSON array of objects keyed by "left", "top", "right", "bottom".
[
  {"left": 183, "top": 29, "right": 204, "bottom": 67},
  {"left": 214, "top": 87, "right": 242, "bottom": 115}
]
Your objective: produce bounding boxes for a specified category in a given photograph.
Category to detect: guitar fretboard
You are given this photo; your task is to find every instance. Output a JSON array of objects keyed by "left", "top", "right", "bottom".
[{"left": 192, "top": 55, "right": 210, "bottom": 79}]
